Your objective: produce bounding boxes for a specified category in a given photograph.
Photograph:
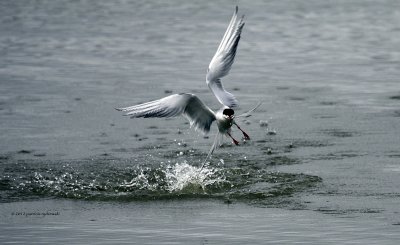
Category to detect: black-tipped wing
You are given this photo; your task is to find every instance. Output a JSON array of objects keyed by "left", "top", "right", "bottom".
[
  {"left": 116, "top": 93, "right": 216, "bottom": 134},
  {"left": 206, "top": 6, "right": 245, "bottom": 108}
]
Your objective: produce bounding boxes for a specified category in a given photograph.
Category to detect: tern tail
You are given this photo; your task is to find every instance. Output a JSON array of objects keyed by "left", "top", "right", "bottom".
[
  {"left": 236, "top": 101, "right": 262, "bottom": 118},
  {"left": 199, "top": 132, "right": 222, "bottom": 171}
]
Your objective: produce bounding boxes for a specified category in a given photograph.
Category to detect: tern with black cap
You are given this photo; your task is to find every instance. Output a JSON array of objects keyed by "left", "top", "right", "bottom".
[{"left": 116, "top": 6, "right": 260, "bottom": 158}]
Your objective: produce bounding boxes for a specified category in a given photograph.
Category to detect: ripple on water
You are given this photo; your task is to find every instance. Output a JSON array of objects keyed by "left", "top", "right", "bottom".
[
  {"left": 0, "top": 157, "right": 321, "bottom": 206},
  {"left": 290, "top": 139, "right": 333, "bottom": 148},
  {"left": 389, "top": 95, "right": 400, "bottom": 100},
  {"left": 310, "top": 151, "right": 365, "bottom": 161},
  {"left": 321, "top": 129, "right": 358, "bottom": 138}
]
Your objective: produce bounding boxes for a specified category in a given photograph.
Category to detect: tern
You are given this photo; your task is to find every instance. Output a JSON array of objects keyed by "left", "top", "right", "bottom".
[{"left": 116, "top": 6, "right": 259, "bottom": 158}]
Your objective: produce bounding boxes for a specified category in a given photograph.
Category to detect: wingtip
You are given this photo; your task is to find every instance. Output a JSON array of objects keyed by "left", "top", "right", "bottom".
[
  {"left": 235, "top": 5, "right": 238, "bottom": 13},
  {"left": 115, "top": 107, "right": 132, "bottom": 116}
]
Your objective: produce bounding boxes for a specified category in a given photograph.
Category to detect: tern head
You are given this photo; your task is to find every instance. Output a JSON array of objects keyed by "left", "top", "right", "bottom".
[{"left": 223, "top": 108, "right": 235, "bottom": 119}]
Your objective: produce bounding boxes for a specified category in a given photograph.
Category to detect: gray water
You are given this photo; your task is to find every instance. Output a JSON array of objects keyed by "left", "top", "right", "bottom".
[{"left": 1, "top": 0, "right": 400, "bottom": 244}]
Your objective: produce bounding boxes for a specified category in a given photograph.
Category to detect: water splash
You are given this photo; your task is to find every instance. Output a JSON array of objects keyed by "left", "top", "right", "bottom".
[
  {"left": 0, "top": 158, "right": 321, "bottom": 204},
  {"left": 120, "top": 161, "right": 226, "bottom": 194},
  {"left": 165, "top": 161, "right": 225, "bottom": 193}
]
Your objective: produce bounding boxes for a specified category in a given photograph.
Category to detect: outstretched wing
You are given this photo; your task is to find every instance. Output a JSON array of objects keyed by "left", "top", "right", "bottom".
[
  {"left": 115, "top": 93, "right": 216, "bottom": 134},
  {"left": 206, "top": 6, "right": 245, "bottom": 108}
]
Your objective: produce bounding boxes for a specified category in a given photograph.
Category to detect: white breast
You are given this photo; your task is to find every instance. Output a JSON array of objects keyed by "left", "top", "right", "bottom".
[{"left": 215, "top": 110, "right": 234, "bottom": 134}]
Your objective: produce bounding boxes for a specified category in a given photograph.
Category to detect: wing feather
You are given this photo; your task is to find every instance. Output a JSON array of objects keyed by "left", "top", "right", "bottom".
[
  {"left": 206, "top": 6, "right": 245, "bottom": 108},
  {"left": 116, "top": 93, "right": 216, "bottom": 134}
]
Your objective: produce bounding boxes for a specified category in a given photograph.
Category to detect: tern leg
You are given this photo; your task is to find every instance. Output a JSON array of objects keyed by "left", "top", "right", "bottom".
[
  {"left": 234, "top": 122, "right": 250, "bottom": 140},
  {"left": 227, "top": 132, "right": 239, "bottom": 145}
]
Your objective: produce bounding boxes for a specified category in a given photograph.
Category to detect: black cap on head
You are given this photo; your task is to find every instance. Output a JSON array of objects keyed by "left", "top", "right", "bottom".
[{"left": 223, "top": 108, "right": 235, "bottom": 116}]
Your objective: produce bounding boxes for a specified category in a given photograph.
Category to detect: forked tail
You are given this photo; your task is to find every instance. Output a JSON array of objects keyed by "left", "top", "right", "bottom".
[
  {"left": 236, "top": 101, "right": 262, "bottom": 118},
  {"left": 198, "top": 132, "right": 222, "bottom": 171}
]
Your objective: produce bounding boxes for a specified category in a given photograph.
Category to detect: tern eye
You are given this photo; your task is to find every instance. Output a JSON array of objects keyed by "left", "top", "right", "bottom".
[{"left": 223, "top": 108, "right": 234, "bottom": 116}]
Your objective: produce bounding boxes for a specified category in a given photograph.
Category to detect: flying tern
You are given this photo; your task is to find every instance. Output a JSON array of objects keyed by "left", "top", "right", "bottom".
[{"left": 116, "top": 6, "right": 259, "bottom": 157}]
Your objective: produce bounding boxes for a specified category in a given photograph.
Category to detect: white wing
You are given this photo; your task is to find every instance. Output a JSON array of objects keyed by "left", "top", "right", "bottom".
[
  {"left": 116, "top": 93, "right": 216, "bottom": 134},
  {"left": 206, "top": 6, "right": 245, "bottom": 108}
]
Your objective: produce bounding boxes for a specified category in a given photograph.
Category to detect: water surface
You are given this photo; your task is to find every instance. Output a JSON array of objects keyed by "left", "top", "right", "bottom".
[{"left": 1, "top": 0, "right": 400, "bottom": 244}]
